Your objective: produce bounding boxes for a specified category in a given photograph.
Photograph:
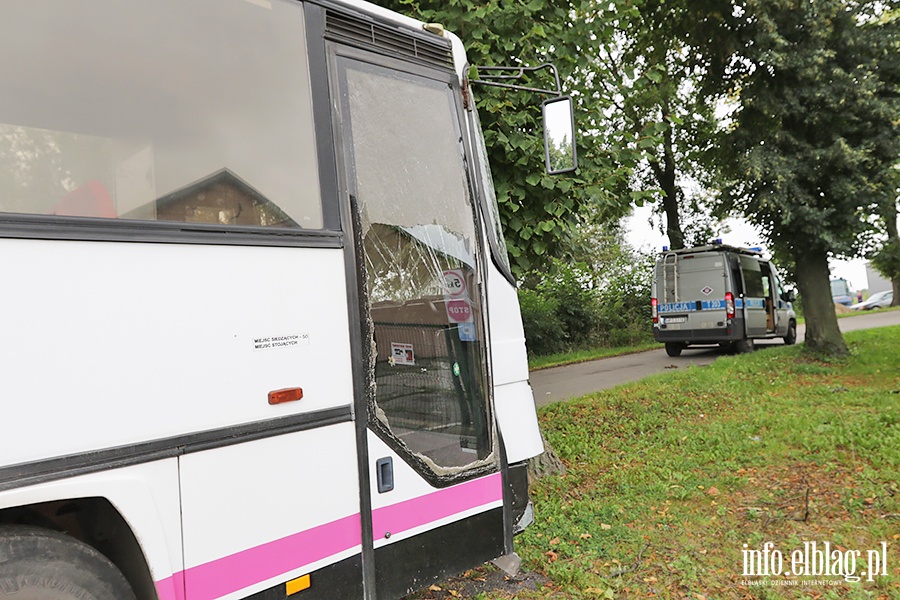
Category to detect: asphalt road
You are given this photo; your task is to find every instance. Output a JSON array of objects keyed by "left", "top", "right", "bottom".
[{"left": 530, "top": 309, "right": 900, "bottom": 407}]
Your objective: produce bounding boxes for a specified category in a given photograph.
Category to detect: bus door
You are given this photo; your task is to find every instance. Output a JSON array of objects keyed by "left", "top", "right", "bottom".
[{"left": 328, "top": 44, "right": 506, "bottom": 598}]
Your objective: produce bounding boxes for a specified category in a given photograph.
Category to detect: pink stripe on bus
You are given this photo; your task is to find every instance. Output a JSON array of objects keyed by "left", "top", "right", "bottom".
[
  {"left": 153, "top": 472, "right": 502, "bottom": 600},
  {"left": 182, "top": 513, "right": 361, "bottom": 600},
  {"left": 155, "top": 571, "right": 185, "bottom": 600},
  {"left": 371, "top": 472, "right": 502, "bottom": 540}
]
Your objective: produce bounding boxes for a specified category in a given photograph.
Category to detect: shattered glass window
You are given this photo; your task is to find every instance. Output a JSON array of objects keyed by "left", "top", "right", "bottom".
[{"left": 338, "top": 59, "right": 493, "bottom": 472}]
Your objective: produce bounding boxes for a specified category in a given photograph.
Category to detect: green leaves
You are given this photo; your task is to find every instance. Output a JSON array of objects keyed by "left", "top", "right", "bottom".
[
  {"left": 722, "top": 0, "right": 900, "bottom": 263},
  {"left": 716, "top": 0, "right": 900, "bottom": 355},
  {"left": 379, "top": 0, "right": 638, "bottom": 277}
]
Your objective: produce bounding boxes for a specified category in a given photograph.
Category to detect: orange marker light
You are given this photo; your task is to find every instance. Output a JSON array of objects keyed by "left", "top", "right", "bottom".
[
  {"left": 268, "top": 387, "right": 304, "bottom": 405},
  {"left": 286, "top": 574, "right": 311, "bottom": 595}
]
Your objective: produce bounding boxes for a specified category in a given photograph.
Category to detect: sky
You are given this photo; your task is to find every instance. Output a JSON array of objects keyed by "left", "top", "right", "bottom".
[{"left": 624, "top": 204, "right": 872, "bottom": 291}]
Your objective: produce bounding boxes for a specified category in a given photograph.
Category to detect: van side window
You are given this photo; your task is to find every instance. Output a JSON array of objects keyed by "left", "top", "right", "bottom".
[
  {"left": 0, "top": 0, "right": 322, "bottom": 229},
  {"left": 740, "top": 256, "right": 766, "bottom": 297}
]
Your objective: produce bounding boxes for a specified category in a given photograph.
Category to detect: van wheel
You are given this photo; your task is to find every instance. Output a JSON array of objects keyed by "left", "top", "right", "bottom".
[
  {"left": 733, "top": 337, "right": 755, "bottom": 354},
  {"left": 783, "top": 320, "right": 797, "bottom": 345},
  {"left": 0, "top": 526, "right": 136, "bottom": 600},
  {"left": 665, "top": 343, "right": 684, "bottom": 357}
]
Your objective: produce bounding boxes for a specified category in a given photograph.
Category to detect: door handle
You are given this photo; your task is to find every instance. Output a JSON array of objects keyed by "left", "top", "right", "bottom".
[{"left": 376, "top": 457, "right": 394, "bottom": 493}]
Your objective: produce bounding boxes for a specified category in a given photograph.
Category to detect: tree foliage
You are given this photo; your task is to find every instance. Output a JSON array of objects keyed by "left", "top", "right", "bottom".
[
  {"left": 719, "top": 0, "right": 900, "bottom": 355},
  {"left": 376, "top": 0, "right": 645, "bottom": 276},
  {"left": 594, "top": 0, "right": 743, "bottom": 249},
  {"left": 869, "top": 8, "right": 900, "bottom": 306}
]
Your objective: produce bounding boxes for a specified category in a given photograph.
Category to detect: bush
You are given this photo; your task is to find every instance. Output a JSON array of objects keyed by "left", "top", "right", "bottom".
[
  {"left": 518, "top": 252, "right": 655, "bottom": 357},
  {"left": 535, "top": 261, "right": 600, "bottom": 344},
  {"left": 517, "top": 287, "right": 567, "bottom": 356},
  {"left": 595, "top": 252, "right": 654, "bottom": 347}
]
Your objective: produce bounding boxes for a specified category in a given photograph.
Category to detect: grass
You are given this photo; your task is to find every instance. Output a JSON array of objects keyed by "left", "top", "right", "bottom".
[
  {"left": 502, "top": 326, "right": 900, "bottom": 599},
  {"left": 529, "top": 340, "right": 659, "bottom": 371},
  {"left": 530, "top": 308, "right": 900, "bottom": 370},
  {"left": 796, "top": 304, "right": 900, "bottom": 324}
]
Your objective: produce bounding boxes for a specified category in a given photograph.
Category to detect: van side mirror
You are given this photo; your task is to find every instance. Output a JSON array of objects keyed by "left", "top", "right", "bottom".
[
  {"left": 781, "top": 290, "right": 796, "bottom": 303},
  {"left": 542, "top": 96, "right": 577, "bottom": 174}
]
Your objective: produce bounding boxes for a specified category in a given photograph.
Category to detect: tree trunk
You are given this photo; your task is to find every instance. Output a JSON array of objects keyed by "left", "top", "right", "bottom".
[
  {"left": 651, "top": 102, "right": 685, "bottom": 250},
  {"left": 794, "top": 248, "right": 849, "bottom": 356},
  {"left": 527, "top": 432, "right": 566, "bottom": 481},
  {"left": 885, "top": 204, "right": 900, "bottom": 307}
]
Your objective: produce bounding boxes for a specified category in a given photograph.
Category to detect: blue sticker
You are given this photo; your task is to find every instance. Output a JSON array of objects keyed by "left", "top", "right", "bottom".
[{"left": 458, "top": 322, "right": 476, "bottom": 341}]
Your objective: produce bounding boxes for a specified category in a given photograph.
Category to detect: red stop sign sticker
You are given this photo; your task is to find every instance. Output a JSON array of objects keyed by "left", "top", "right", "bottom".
[{"left": 446, "top": 299, "right": 473, "bottom": 323}]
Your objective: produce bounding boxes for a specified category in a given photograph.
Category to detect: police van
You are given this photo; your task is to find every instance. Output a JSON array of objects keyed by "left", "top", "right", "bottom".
[{"left": 651, "top": 242, "right": 797, "bottom": 356}]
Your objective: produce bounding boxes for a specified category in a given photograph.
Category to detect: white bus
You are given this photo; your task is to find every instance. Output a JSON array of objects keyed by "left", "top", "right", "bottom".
[{"left": 0, "top": 1, "right": 568, "bottom": 598}]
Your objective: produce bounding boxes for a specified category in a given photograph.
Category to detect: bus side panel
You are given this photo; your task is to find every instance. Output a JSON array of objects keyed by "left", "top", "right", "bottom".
[
  {"left": 0, "top": 240, "right": 354, "bottom": 467},
  {"left": 486, "top": 265, "right": 543, "bottom": 464},
  {"left": 178, "top": 423, "right": 362, "bottom": 600},
  {"left": 0, "top": 460, "right": 184, "bottom": 600},
  {"left": 365, "top": 434, "right": 504, "bottom": 598}
]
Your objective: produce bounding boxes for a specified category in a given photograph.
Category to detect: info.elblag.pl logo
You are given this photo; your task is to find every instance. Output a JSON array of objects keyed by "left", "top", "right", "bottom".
[{"left": 742, "top": 541, "right": 890, "bottom": 584}]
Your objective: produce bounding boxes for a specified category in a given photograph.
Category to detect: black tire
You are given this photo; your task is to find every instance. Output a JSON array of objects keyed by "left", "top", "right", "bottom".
[
  {"left": 0, "top": 526, "right": 136, "bottom": 600},
  {"left": 783, "top": 320, "right": 797, "bottom": 345},
  {"left": 665, "top": 342, "right": 683, "bottom": 357},
  {"left": 733, "top": 337, "right": 755, "bottom": 354}
]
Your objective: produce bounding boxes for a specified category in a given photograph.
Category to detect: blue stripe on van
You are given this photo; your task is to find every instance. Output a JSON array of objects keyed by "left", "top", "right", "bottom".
[
  {"left": 658, "top": 300, "right": 725, "bottom": 313},
  {"left": 742, "top": 298, "right": 767, "bottom": 309},
  {"left": 658, "top": 298, "right": 766, "bottom": 313}
]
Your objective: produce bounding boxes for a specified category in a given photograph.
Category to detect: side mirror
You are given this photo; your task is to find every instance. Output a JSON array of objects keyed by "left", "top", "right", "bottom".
[
  {"left": 782, "top": 290, "right": 796, "bottom": 303},
  {"left": 542, "top": 96, "right": 577, "bottom": 174}
]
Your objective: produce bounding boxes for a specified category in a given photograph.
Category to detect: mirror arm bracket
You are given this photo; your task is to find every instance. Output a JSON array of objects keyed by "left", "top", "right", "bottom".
[{"left": 469, "top": 63, "right": 562, "bottom": 96}]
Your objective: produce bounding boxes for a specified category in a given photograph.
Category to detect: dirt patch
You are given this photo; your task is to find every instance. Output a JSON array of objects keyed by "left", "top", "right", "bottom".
[{"left": 403, "top": 567, "right": 550, "bottom": 599}]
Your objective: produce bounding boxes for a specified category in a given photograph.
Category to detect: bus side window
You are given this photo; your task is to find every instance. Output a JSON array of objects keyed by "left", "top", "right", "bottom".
[{"left": 0, "top": 0, "right": 322, "bottom": 230}]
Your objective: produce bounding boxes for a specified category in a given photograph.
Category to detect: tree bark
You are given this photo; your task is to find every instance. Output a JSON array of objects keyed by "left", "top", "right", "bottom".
[
  {"left": 794, "top": 248, "right": 849, "bottom": 356},
  {"left": 527, "top": 432, "right": 566, "bottom": 481},
  {"left": 649, "top": 102, "right": 685, "bottom": 250},
  {"left": 885, "top": 203, "right": 900, "bottom": 307}
]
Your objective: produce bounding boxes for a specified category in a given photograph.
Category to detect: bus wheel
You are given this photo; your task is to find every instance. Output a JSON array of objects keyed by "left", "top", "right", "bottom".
[
  {"left": 783, "top": 320, "right": 797, "bottom": 345},
  {"left": 0, "top": 526, "right": 136, "bottom": 600},
  {"left": 664, "top": 343, "right": 684, "bottom": 357},
  {"left": 733, "top": 337, "right": 755, "bottom": 354}
]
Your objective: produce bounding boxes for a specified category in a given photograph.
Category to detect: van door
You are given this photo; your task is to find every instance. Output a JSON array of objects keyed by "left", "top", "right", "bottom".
[
  {"left": 739, "top": 256, "right": 768, "bottom": 337},
  {"left": 328, "top": 44, "right": 505, "bottom": 598},
  {"left": 768, "top": 267, "right": 791, "bottom": 335}
]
